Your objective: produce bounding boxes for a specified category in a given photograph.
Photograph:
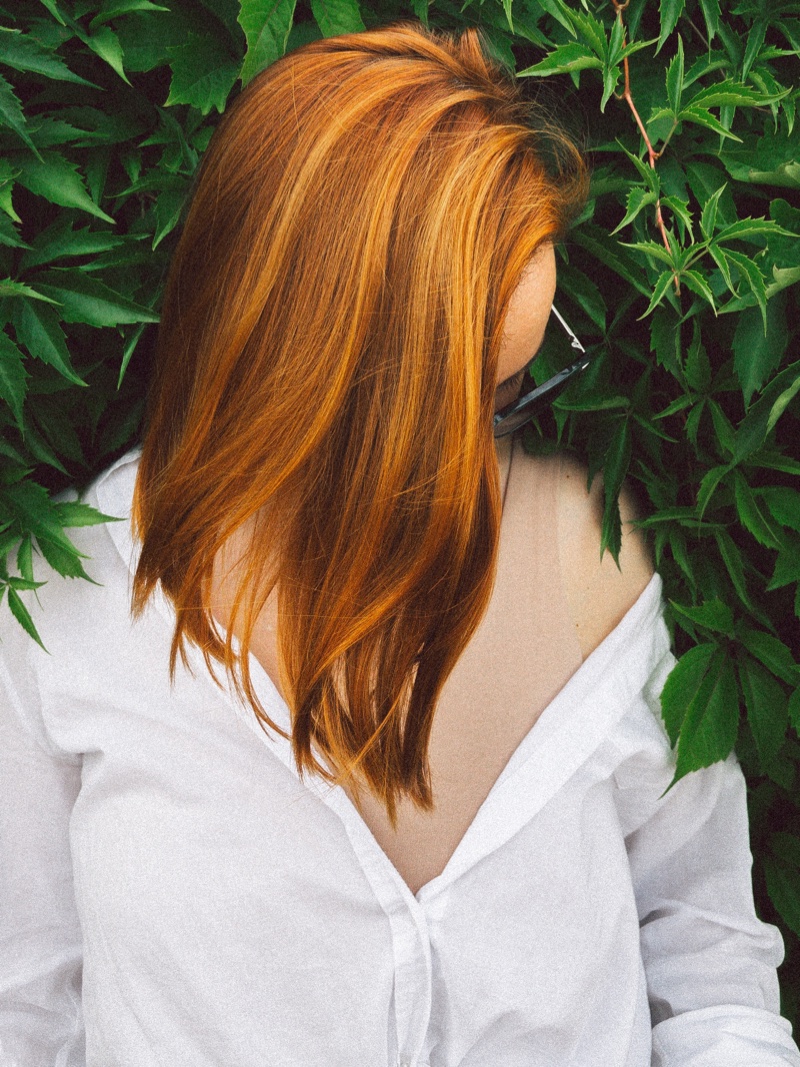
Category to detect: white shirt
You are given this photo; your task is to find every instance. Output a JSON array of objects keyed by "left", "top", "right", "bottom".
[{"left": 1, "top": 447, "right": 798, "bottom": 1067}]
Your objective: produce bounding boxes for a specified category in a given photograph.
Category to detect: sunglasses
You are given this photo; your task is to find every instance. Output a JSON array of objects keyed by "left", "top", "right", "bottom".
[{"left": 493, "top": 305, "right": 591, "bottom": 439}]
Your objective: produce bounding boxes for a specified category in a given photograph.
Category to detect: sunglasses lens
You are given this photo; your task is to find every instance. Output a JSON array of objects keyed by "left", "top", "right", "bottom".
[
  {"left": 493, "top": 354, "right": 591, "bottom": 438},
  {"left": 493, "top": 397, "right": 542, "bottom": 437}
]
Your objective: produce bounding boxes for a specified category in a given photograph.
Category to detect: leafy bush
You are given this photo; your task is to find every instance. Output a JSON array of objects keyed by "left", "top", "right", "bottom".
[{"left": 1, "top": 0, "right": 799, "bottom": 1022}]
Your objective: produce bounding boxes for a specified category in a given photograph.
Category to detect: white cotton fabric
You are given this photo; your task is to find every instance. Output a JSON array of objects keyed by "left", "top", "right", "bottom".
[{"left": 1, "top": 447, "right": 798, "bottom": 1067}]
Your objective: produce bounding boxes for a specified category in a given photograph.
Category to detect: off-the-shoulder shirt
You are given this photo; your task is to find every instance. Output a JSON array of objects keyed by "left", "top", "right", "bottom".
[{"left": 1, "top": 447, "right": 798, "bottom": 1066}]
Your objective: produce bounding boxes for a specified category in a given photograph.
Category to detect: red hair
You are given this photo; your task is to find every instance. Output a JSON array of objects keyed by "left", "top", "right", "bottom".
[{"left": 131, "top": 19, "right": 588, "bottom": 828}]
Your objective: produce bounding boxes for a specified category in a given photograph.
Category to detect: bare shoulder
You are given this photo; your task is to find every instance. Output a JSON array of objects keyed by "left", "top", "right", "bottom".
[{"left": 550, "top": 450, "right": 655, "bottom": 660}]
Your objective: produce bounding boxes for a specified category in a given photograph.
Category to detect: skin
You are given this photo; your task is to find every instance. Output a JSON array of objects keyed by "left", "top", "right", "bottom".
[{"left": 492, "top": 241, "right": 654, "bottom": 660}]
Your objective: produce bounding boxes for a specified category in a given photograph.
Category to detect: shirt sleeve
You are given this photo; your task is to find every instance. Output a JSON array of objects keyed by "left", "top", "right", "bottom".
[
  {"left": 0, "top": 611, "right": 85, "bottom": 1065},
  {"left": 624, "top": 745, "right": 800, "bottom": 1066}
]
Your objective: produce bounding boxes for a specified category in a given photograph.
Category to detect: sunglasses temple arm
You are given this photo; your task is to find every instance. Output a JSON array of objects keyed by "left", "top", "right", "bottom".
[{"left": 550, "top": 304, "right": 586, "bottom": 353}]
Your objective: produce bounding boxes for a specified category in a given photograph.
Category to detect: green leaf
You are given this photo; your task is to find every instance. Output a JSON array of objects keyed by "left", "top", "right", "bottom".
[
  {"left": 238, "top": 0, "right": 299, "bottom": 87},
  {"left": 606, "top": 11, "right": 625, "bottom": 67},
  {"left": 732, "top": 294, "right": 788, "bottom": 407},
  {"left": 15, "top": 151, "right": 115, "bottom": 225},
  {"left": 714, "top": 529, "right": 753, "bottom": 612},
  {"left": 679, "top": 105, "right": 742, "bottom": 141},
  {"left": 707, "top": 243, "right": 736, "bottom": 296},
  {"left": 555, "top": 396, "right": 630, "bottom": 412},
  {"left": 791, "top": 688, "right": 800, "bottom": 737},
  {"left": 766, "top": 374, "right": 800, "bottom": 436},
  {"left": 738, "top": 628, "right": 800, "bottom": 686},
  {"left": 164, "top": 31, "right": 239, "bottom": 116},
  {"left": 636, "top": 507, "right": 699, "bottom": 527},
  {"left": 660, "top": 195, "right": 694, "bottom": 241},
  {"left": 151, "top": 185, "right": 187, "bottom": 249},
  {"left": 742, "top": 19, "right": 766, "bottom": 82},
  {"left": 767, "top": 532, "right": 800, "bottom": 591},
  {"left": 11, "top": 299, "right": 87, "bottom": 387},
  {"left": 654, "top": 393, "right": 694, "bottom": 419},
  {"left": 752, "top": 451, "right": 800, "bottom": 478},
  {"left": 0, "top": 158, "right": 22, "bottom": 224},
  {"left": 764, "top": 856, "right": 800, "bottom": 938},
  {"left": 31, "top": 270, "right": 160, "bottom": 327},
  {"left": 681, "top": 268, "right": 715, "bottom": 311},
  {"left": 0, "top": 72, "right": 43, "bottom": 161},
  {"left": 611, "top": 187, "right": 658, "bottom": 235},
  {"left": 687, "top": 81, "right": 779, "bottom": 109},
  {"left": 708, "top": 400, "right": 735, "bottom": 456},
  {"left": 661, "top": 642, "right": 717, "bottom": 746},
  {"left": 16, "top": 534, "right": 33, "bottom": 582},
  {"left": 622, "top": 241, "right": 675, "bottom": 268},
  {"left": 117, "top": 322, "right": 147, "bottom": 387},
  {"left": 684, "top": 321, "right": 711, "bottom": 392},
  {"left": 7, "top": 576, "right": 47, "bottom": 592},
  {"left": 3, "top": 480, "right": 78, "bottom": 551},
  {"left": 0, "top": 331, "right": 29, "bottom": 431},
  {"left": 55, "top": 501, "right": 123, "bottom": 527},
  {"left": 79, "top": 25, "right": 131, "bottom": 86},
  {"left": 661, "top": 653, "right": 729, "bottom": 755},
  {"left": 666, "top": 36, "right": 684, "bottom": 113},
  {"left": 657, "top": 0, "right": 685, "bottom": 53},
  {"left": 6, "top": 584, "right": 47, "bottom": 650},
  {"left": 600, "top": 65, "right": 620, "bottom": 114},
  {"left": 723, "top": 249, "right": 768, "bottom": 331},
  {"left": 558, "top": 264, "right": 606, "bottom": 331},
  {"left": 35, "top": 0, "right": 66, "bottom": 24},
  {"left": 309, "top": 0, "right": 366, "bottom": 38},
  {"left": 738, "top": 653, "right": 787, "bottom": 772},
  {"left": 734, "top": 470, "right": 782, "bottom": 549},
  {"left": 672, "top": 647, "right": 739, "bottom": 783},
  {"left": 684, "top": 400, "right": 703, "bottom": 450},
  {"left": 698, "top": 0, "right": 719, "bottom": 41},
  {"left": 571, "top": 228, "right": 652, "bottom": 298},
  {"left": 700, "top": 183, "right": 727, "bottom": 241},
  {"left": 758, "top": 488, "right": 800, "bottom": 535},
  {"left": 715, "top": 218, "right": 796, "bottom": 244},
  {"left": 560, "top": 8, "right": 606, "bottom": 59},
  {"left": 34, "top": 532, "right": 95, "bottom": 581},
  {"left": 733, "top": 361, "right": 800, "bottom": 462},
  {"left": 697, "top": 462, "right": 733, "bottom": 519},
  {"left": 640, "top": 270, "right": 677, "bottom": 318},
  {"left": 18, "top": 215, "right": 128, "bottom": 272},
  {"left": 519, "top": 42, "right": 603, "bottom": 78},
  {"left": 650, "top": 307, "right": 682, "bottom": 375},
  {"left": 0, "top": 278, "right": 59, "bottom": 305},
  {"left": 535, "top": 0, "right": 577, "bottom": 35},
  {"left": 619, "top": 143, "right": 660, "bottom": 194},
  {"left": 768, "top": 265, "right": 800, "bottom": 300},
  {"left": 0, "top": 27, "right": 97, "bottom": 87},
  {"left": 670, "top": 597, "right": 733, "bottom": 635},
  {"left": 89, "top": 0, "right": 171, "bottom": 28},
  {"left": 600, "top": 418, "right": 631, "bottom": 560}
]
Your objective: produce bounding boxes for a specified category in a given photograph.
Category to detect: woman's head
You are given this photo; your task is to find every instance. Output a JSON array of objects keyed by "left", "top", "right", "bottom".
[{"left": 131, "top": 19, "right": 588, "bottom": 827}]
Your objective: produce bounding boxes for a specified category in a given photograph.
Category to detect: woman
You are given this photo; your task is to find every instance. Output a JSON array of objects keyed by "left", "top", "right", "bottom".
[{"left": 1, "top": 19, "right": 798, "bottom": 1067}]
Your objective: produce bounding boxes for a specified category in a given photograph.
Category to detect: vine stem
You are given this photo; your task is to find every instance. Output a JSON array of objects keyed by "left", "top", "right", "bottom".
[{"left": 611, "top": 0, "right": 681, "bottom": 296}]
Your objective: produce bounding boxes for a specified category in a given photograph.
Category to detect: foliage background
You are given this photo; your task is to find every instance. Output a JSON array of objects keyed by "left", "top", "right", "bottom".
[{"left": 1, "top": 0, "right": 799, "bottom": 1028}]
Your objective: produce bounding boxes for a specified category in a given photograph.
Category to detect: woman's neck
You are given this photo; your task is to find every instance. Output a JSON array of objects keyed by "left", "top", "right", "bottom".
[{"left": 495, "top": 435, "right": 513, "bottom": 508}]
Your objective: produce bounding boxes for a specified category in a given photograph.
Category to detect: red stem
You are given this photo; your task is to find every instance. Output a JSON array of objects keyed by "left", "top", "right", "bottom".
[{"left": 611, "top": 2, "right": 681, "bottom": 296}]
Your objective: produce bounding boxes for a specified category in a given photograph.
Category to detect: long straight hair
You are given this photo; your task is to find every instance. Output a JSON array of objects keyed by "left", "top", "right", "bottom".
[{"left": 131, "top": 19, "right": 589, "bottom": 828}]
